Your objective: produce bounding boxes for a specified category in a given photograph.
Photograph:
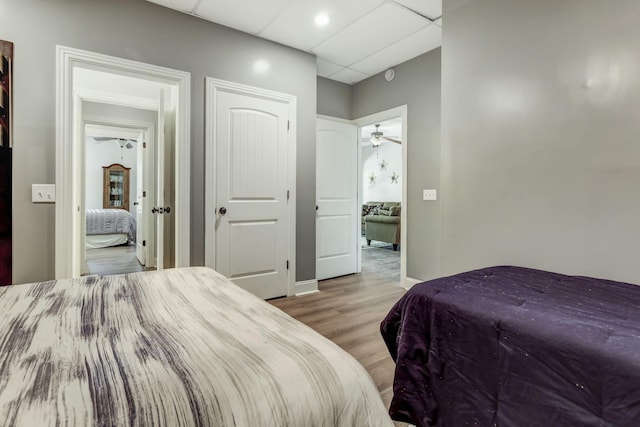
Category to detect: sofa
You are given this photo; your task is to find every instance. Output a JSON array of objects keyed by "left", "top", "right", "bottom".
[{"left": 362, "top": 202, "right": 401, "bottom": 250}]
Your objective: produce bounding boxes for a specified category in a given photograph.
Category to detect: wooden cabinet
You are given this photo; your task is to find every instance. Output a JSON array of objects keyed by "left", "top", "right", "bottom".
[{"left": 103, "top": 163, "right": 130, "bottom": 211}]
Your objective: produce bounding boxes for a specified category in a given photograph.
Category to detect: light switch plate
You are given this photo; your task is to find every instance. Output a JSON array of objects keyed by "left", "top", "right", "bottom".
[
  {"left": 32, "top": 184, "right": 56, "bottom": 203},
  {"left": 423, "top": 189, "right": 437, "bottom": 201}
]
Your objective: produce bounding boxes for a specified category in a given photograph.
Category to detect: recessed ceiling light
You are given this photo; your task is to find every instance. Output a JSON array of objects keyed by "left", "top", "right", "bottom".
[
  {"left": 314, "top": 13, "right": 330, "bottom": 27},
  {"left": 253, "top": 59, "right": 270, "bottom": 74}
]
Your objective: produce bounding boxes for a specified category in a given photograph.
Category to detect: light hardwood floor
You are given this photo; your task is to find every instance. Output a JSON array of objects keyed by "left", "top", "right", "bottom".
[{"left": 270, "top": 245, "right": 407, "bottom": 424}]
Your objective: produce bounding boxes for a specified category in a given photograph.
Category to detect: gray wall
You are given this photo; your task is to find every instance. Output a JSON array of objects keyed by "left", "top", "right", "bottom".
[
  {"left": 442, "top": 0, "right": 640, "bottom": 284},
  {"left": 317, "top": 77, "right": 351, "bottom": 120},
  {"left": 2, "top": 0, "right": 317, "bottom": 283},
  {"left": 352, "top": 50, "right": 442, "bottom": 281}
]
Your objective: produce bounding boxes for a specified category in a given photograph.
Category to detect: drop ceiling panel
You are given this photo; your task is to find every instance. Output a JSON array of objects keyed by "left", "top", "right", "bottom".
[
  {"left": 258, "top": 0, "right": 384, "bottom": 52},
  {"left": 329, "top": 68, "right": 370, "bottom": 85},
  {"left": 313, "top": 2, "right": 429, "bottom": 67},
  {"left": 146, "top": 0, "right": 199, "bottom": 12},
  {"left": 194, "top": 0, "right": 291, "bottom": 34},
  {"left": 394, "top": 0, "right": 442, "bottom": 20},
  {"left": 317, "top": 58, "right": 344, "bottom": 78},
  {"left": 146, "top": 0, "right": 443, "bottom": 85},
  {"left": 350, "top": 24, "right": 441, "bottom": 75}
]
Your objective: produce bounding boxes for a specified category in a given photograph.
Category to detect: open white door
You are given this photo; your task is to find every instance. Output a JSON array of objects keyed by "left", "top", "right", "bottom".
[
  {"left": 77, "top": 101, "right": 86, "bottom": 276},
  {"left": 155, "top": 89, "right": 165, "bottom": 270},
  {"left": 210, "top": 87, "right": 292, "bottom": 299},
  {"left": 162, "top": 107, "right": 176, "bottom": 269},
  {"left": 135, "top": 131, "right": 146, "bottom": 266},
  {"left": 316, "top": 118, "right": 358, "bottom": 281}
]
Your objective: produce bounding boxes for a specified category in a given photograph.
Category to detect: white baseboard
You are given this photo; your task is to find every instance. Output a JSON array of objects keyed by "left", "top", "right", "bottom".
[
  {"left": 402, "top": 277, "right": 423, "bottom": 290},
  {"left": 295, "top": 279, "right": 319, "bottom": 296}
]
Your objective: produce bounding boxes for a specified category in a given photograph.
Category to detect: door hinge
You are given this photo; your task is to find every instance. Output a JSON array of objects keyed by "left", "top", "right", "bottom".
[
  {"left": 143, "top": 240, "right": 146, "bottom": 247},
  {"left": 143, "top": 142, "right": 147, "bottom": 148},
  {"left": 286, "top": 260, "right": 289, "bottom": 270},
  {"left": 287, "top": 120, "right": 290, "bottom": 131},
  {"left": 143, "top": 191, "right": 147, "bottom": 197},
  {"left": 287, "top": 190, "right": 290, "bottom": 201}
]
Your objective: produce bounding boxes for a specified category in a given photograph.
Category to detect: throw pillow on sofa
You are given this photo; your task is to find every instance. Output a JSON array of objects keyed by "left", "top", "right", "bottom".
[{"left": 389, "top": 206, "right": 401, "bottom": 216}]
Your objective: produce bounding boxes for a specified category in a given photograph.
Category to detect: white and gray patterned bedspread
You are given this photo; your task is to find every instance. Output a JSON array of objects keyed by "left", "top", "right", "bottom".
[
  {"left": 85, "top": 208, "right": 136, "bottom": 242},
  {"left": 0, "top": 267, "right": 392, "bottom": 426}
]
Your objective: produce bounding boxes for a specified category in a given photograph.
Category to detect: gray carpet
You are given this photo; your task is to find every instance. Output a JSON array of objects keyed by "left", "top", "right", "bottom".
[
  {"left": 361, "top": 239, "right": 400, "bottom": 283},
  {"left": 361, "top": 236, "right": 400, "bottom": 251}
]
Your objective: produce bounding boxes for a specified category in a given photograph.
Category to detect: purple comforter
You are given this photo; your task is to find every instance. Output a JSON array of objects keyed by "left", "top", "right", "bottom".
[{"left": 380, "top": 266, "right": 640, "bottom": 426}]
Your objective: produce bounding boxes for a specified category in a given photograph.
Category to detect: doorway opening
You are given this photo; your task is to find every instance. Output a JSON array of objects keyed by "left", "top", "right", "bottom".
[
  {"left": 356, "top": 108, "right": 408, "bottom": 288},
  {"left": 83, "top": 121, "right": 150, "bottom": 276},
  {"left": 55, "top": 46, "right": 191, "bottom": 279},
  {"left": 359, "top": 117, "right": 403, "bottom": 283},
  {"left": 315, "top": 105, "right": 407, "bottom": 287}
]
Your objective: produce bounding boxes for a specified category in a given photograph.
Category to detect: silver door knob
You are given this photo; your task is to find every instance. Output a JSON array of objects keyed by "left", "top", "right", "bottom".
[{"left": 219, "top": 207, "right": 227, "bottom": 215}]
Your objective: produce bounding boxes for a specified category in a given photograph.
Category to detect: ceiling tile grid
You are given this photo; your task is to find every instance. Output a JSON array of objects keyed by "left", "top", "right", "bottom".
[
  {"left": 328, "top": 67, "right": 371, "bottom": 85},
  {"left": 194, "top": 0, "right": 291, "bottom": 34},
  {"left": 350, "top": 23, "right": 441, "bottom": 75},
  {"left": 316, "top": 58, "right": 344, "bottom": 78},
  {"left": 311, "top": 3, "right": 430, "bottom": 66},
  {"left": 146, "top": 0, "right": 442, "bottom": 85},
  {"left": 393, "top": 0, "right": 442, "bottom": 20},
  {"left": 258, "top": 0, "right": 385, "bottom": 52}
]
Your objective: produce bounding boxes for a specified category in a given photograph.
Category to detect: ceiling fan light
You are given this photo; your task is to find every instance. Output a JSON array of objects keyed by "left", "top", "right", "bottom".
[{"left": 370, "top": 124, "right": 384, "bottom": 147}]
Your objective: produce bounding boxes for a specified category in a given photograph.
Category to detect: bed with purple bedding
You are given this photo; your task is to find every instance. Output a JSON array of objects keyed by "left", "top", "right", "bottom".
[{"left": 380, "top": 266, "right": 640, "bottom": 427}]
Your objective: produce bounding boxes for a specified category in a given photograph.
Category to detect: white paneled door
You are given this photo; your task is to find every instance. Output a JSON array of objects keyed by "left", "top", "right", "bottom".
[
  {"left": 135, "top": 131, "right": 146, "bottom": 266},
  {"left": 212, "top": 89, "right": 291, "bottom": 299},
  {"left": 316, "top": 118, "right": 358, "bottom": 280},
  {"left": 155, "top": 89, "right": 166, "bottom": 270}
]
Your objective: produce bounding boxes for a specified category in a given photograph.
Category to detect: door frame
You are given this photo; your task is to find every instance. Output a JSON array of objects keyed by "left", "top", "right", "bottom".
[
  {"left": 81, "top": 115, "right": 155, "bottom": 273},
  {"left": 353, "top": 105, "right": 408, "bottom": 287},
  {"left": 56, "top": 45, "right": 191, "bottom": 279},
  {"left": 204, "top": 77, "right": 297, "bottom": 297}
]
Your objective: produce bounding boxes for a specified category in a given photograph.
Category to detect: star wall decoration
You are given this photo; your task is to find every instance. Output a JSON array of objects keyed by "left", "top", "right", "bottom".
[
  {"left": 391, "top": 172, "right": 399, "bottom": 184},
  {"left": 379, "top": 159, "right": 388, "bottom": 171},
  {"left": 369, "top": 172, "right": 377, "bottom": 184}
]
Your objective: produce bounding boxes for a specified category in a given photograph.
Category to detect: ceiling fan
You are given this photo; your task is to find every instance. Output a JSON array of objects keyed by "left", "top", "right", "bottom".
[
  {"left": 92, "top": 137, "right": 136, "bottom": 159},
  {"left": 370, "top": 124, "right": 401, "bottom": 147},
  {"left": 92, "top": 136, "right": 136, "bottom": 149}
]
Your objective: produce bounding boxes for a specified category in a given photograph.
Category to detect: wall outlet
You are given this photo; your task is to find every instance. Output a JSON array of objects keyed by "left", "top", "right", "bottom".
[
  {"left": 423, "top": 189, "right": 437, "bottom": 201},
  {"left": 32, "top": 184, "right": 56, "bottom": 203}
]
